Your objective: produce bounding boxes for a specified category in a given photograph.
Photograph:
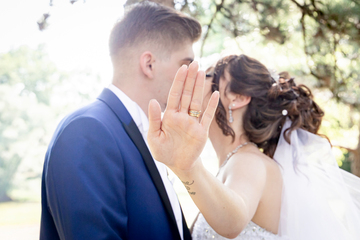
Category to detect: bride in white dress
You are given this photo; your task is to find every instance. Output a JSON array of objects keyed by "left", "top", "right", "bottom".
[{"left": 147, "top": 55, "right": 360, "bottom": 240}]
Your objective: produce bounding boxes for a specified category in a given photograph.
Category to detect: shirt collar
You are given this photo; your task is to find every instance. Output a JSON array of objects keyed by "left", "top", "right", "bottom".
[{"left": 107, "top": 84, "right": 149, "bottom": 138}]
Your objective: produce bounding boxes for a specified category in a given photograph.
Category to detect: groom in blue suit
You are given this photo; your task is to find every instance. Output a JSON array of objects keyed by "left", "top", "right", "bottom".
[{"left": 40, "top": 2, "right": 201, "bottom": 239}]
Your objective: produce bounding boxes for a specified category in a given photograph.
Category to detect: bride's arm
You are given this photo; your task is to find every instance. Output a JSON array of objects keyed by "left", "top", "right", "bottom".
[
  {"left": 147, "top": 61, "right": 265, "bottom": 238},
  {"left": 174, "top": 153, "right": 266, "bottom": 238}
]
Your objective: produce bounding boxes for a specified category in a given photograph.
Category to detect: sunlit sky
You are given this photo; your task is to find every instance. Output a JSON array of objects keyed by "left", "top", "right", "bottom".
[{"left": 0, "top": 0, "right": 127, "bottom": 85}]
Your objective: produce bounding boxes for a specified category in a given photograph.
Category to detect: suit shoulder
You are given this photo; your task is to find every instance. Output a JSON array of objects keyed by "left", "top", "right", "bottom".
[
  {"left": 58, "top": 100, "right": 117, "bottom": 129},
  {"left": 66, "top": 99, "right": 112, "bottom": 120},
  {"left": 50, "top": 102, "right": 119, "bottom": 147}
]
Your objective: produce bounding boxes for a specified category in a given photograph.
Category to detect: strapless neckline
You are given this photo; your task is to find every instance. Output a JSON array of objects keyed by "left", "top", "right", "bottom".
[{"left": 192, "top": 213, "right": 284, "bottom": 240}]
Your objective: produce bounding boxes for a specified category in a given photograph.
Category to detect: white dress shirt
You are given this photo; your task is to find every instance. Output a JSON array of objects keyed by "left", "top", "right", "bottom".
[{"left": 108, "top": 84, "right": 184, "bottom": 240}]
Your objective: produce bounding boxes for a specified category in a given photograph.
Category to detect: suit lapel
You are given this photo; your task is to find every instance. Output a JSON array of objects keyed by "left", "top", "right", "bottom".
[
  {"left": 97, "top": 88, "right": 182, "bottom": 240},
  {"left": 122, "top": 120, "right": 180, "bottom": 235}
]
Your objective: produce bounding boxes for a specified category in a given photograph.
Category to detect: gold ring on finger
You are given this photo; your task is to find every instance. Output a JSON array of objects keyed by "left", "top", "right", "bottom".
[{"left": 188, "top": 109, "right": 201, "bottom": 118}]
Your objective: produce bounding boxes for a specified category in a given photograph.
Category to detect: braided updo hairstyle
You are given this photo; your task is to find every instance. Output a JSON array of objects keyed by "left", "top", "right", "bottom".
[{"left": 211, "top": 54, "right": 324, "bottom": 158}]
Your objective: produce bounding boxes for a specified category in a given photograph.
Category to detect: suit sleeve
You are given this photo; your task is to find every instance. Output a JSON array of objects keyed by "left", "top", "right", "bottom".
[{"left": 45, "top": 117, "right": 127, "bottom": 240}]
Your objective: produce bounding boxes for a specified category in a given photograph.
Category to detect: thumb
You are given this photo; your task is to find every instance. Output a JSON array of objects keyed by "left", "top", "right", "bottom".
[{"left": 148, "top": 99, "right": 162, "bottom": 139}]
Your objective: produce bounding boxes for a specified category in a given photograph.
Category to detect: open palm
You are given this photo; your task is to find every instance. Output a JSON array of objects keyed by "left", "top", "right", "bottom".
[{"left": 147, "top": 62, "right": 219, "bottom": 172}]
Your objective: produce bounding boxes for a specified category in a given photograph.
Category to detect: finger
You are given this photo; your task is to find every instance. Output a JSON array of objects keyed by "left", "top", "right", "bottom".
[
  {"left": 189, "top": 70, "right": 205, "bottom": 116},
  {"left": 201, "top": 91, "right": 220, "bottom": 129},
  {"left": 180, "top": 61, "right": 199, "bottom": 113},
  {"left": 166, "top": 65, "right": 188, "bottom": 110},
  {"left": 148, "top": 99, "right": 162, "bottom": 140}
]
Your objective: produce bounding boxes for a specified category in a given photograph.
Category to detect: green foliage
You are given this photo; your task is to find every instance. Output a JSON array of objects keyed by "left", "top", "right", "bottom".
[
  {"left": 0, "top": 45, "right": 100, "bottom": 201},
  {"left": 0, "top": 45, "right": 58, "bottom": 200},
  {"left": 182, "top": 0, "right": 360, "bottom": 111},
  {"left": 300, "top": 1, "right": 360, "bottom": 109},
  {"left": 0, "top": 45, "right": 61, "bottom": 105},
  {"left": 316, "top": 92, "right": 359, "bottom": 171},
  {"left": 318, "top": 96, "right": 359, "bottom": 149}
]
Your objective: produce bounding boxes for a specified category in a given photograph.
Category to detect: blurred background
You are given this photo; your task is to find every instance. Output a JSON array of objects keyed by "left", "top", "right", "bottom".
[{"left": 0, "top": 0, "right": 359, "bottom": 239}]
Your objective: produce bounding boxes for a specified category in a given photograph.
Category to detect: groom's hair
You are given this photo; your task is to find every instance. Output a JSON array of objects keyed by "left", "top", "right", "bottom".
[{"left": 109, "top": 1, "right": 201, "bottom": 58}]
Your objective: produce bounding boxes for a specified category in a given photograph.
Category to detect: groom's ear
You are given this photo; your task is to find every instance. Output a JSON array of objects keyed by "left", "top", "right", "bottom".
[
  {"left": 140, "top": 51, "right": 155, "bottom": 79},
  {"left": 229, "top": 94, "right": 251, "bottom": 110}
]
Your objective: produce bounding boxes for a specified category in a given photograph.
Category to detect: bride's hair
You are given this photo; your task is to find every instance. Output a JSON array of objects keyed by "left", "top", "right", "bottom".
[{"left": 211, "top": 54, "right": 324, "bottom": 158}]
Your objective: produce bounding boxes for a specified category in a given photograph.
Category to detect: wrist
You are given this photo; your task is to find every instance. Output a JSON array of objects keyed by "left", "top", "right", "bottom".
[
  {"left": 170, "top": 157, "right": 204, "bottom": 181},
  {"left": 173, "top": 158, "right": 205, "bottom": 196}
]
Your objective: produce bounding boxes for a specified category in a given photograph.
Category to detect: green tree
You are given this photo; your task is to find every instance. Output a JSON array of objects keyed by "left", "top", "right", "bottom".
[
  {"left": 0, "top": 45, "right": 100, "bottom": 201},
  {"left": 0, "top": 45, "right": 60, "bottom": 201}
]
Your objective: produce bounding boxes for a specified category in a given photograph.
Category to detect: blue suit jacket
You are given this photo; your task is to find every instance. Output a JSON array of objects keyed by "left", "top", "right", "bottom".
[{"left": 40, "top": 88, "right": 191, "bottom": 240}]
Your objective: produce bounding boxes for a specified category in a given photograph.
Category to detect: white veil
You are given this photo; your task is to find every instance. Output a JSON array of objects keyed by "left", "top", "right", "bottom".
[{"left": 274, "top": 120, "right": 360, "bottom": 240}]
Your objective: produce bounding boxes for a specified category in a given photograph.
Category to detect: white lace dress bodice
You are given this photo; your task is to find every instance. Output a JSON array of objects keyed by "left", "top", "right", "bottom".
[{"left": 192, "top": 213, "right": 283, "bottom": 240}]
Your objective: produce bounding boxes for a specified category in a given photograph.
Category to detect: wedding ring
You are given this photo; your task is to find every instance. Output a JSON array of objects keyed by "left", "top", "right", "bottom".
[{"left": 188, "top": 109, "right": 201, "bottom": 118}]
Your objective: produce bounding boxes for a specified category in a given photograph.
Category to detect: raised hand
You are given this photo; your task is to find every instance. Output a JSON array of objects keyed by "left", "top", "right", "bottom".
[{"left": 147, "top": 62, "right": 219, "bottom": 173}]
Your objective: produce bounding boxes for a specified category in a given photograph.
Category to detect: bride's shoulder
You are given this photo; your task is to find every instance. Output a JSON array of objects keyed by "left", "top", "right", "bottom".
[
  {"left": 226, "top": 151, "right": 281, "bottom": 178},
  {"left": 225, "top": 151, "right": 267, "bottom": 177},
  {"left": 222, "top": 152, "right": 270, "bottom": 194}
]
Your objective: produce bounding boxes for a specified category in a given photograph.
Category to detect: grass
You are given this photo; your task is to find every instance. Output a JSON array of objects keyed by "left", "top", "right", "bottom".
[
  {"left": 0, "top": 201, "right": 41, "bottom": 226},
  {"left": 0, "top": 201, "right": 41, "bottom": 240}
]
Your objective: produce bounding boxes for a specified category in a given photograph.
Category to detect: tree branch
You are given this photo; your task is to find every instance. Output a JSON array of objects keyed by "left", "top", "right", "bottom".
[
  {"left": 200, "top": 0, "right": 225, "bottom": 57},
  {"left": 333, "top": 145, "right": 357, "bottom": 155}
]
